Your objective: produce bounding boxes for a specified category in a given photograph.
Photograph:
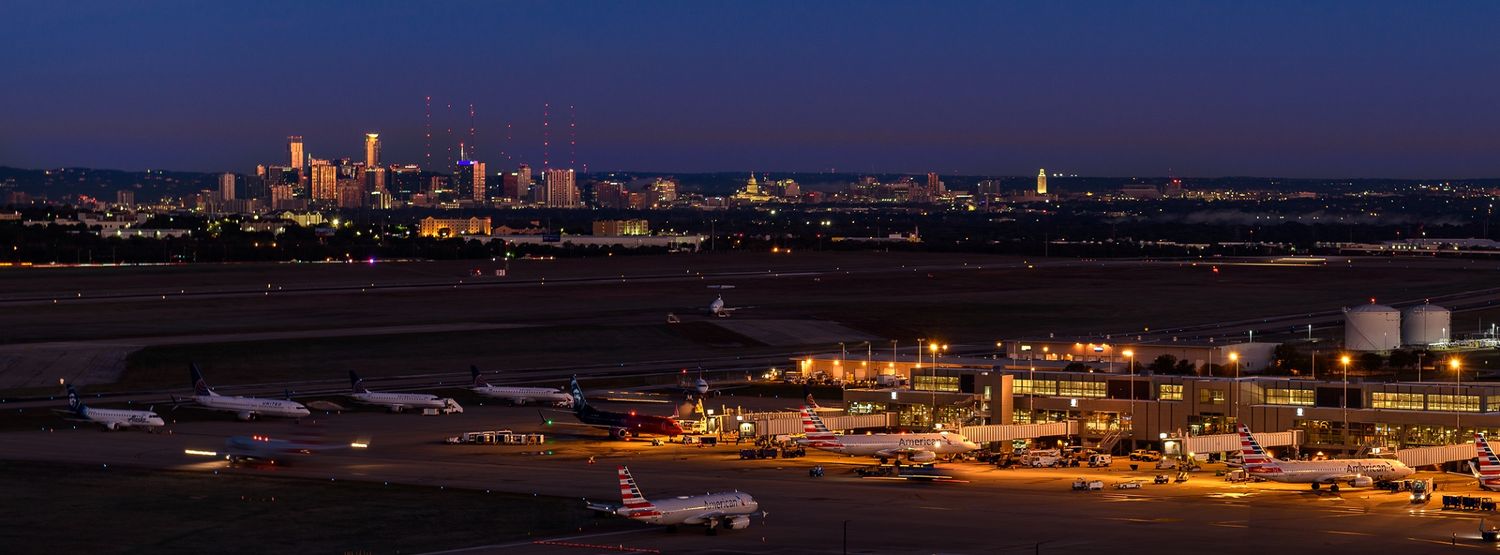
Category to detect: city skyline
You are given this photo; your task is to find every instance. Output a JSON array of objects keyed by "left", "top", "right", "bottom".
[{"left": 6, "top": 2, "right": 1500, "bottom": 178}]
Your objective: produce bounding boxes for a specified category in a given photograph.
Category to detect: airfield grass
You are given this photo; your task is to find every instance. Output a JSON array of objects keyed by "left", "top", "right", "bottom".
[{"left": 0, "top": 460, "right": 619, "bottom": 554}]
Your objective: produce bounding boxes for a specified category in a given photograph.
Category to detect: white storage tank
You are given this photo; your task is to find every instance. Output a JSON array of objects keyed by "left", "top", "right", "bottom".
[
  {"left": 1402, "top": 304, "right": 1451, "bottom": 346},
  {"left": 1344, "top": 304, "right": 1401, "bottom": 351}
]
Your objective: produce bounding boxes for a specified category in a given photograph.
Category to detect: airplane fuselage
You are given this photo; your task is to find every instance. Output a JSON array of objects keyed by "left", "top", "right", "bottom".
[
  {"left": 621, "top": 492, "right": 758, "bottom": 526},
  {"left": 475, "top": 386, "right": 572, "bottom": 406},
  {"left": 576, "top": 405, "right": 684, "bottom": 438},
  {"left": 350, "top": 391, "right": 447, "bottom": 411},
  {"left": 1250, "top": 459, "right": 1413, "bottom": 483},
  {"left": 82, "top": 407, "right": 165, "bottom": 430},
  {"left": 195, "top": 394, "right": 310, "bottom": 419},
  {"left": 801, "top": 432, "right": 978, "bottom": 458}
]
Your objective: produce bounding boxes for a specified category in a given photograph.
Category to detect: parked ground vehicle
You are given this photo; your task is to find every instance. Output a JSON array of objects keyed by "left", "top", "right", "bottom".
[
  {"left": 1087, "top": 454, "right": 1113, "bottom": 468},
  {"left": 1020, "top": 449, "right": 1063, "bottom": 468},
  {"left": 1115, "top": 480, "right": 1142, "bottom": 489},
  {"left": 1129, "top": 449, "right": 1162, "bottom": 462},
  {"left": 1072, "top": 478, "right": 1105, "bottom": 491},
  {"left": 1154, "top": 474, "right": 1170, "bottom": 484}
]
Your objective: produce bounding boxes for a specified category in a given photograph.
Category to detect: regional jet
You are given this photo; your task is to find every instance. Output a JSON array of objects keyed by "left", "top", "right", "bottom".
[
  {"left": 347, "top": 371, "right": 461, "bottom": 413},
  {"left": 59, "top": 384, "right": 165, "bottom": 431},
  {"left": 470, "top": 366, "right": 572, "bottom": 407}
]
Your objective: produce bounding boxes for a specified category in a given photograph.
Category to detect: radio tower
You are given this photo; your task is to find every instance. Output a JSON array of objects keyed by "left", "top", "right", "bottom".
[
  {"left": 542, "top": 103, "right": 551, "bottom": 169},
  {"left": 467, "top": 103, "right": 477, "bottom": 161},
  {"left": 424, "top": 96, "right": 432, "bottom": 170},
  {"left": 568, "top": 104, "right": 577, "bottom": 170},
  {"left": 500, "top": 121, "right": 513, "bottom": 162},
  {"left": 444, "top": 103, "right": 455, "bottom": 169}
]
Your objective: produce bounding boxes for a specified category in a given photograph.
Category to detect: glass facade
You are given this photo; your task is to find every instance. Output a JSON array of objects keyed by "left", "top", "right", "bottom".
[
  {"left": 1199, "top": 389, "right": 1226, "bottom": 404},
  {"left": 1159, "top": 384, "right": 1183, "bottom": 401},
  {"left": 1013, "top": 378, "right": 1058, "bottom": 396},
  {"left": 1371, "top": 392, "right": 1423, "bottom": 410},
  {"left": 1428, "top": 394, "right": 1480, "bottom": 413},
  {"left": 1263, "top": 386, "right": 1314, "bottom": 406},
  {"left": 912, "top": 375, "right": 960, "bottom": 392},
  {"left": 1057, "top": 378, "right": 1106, "bottom": 398}
]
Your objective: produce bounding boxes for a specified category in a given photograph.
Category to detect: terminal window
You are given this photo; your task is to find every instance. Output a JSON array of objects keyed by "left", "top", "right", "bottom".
[
  {"left": 1427, "top": 394, "right": 1480, "bottom": 413},
  {"left": 1014, "top": 379, "right": 1058, "bottom": 396},
  {"left": 1264, "top": 387, "right": 1315, "bottom": 406},
  {"left": 1057, "top": 379, "right": 1106, "bottom": 398},
  {"left": 1158, "top": 384, "right": 1183, "bottom": 401},
  {"left": 913, "top": 375, "right": 959, "bottom": 392},
  {"left": 1199, "top": 389, "right": 1226, "bottom": 405},
  {"left": 1371, "top": 392, "right": 1424, "bottom": 411}
]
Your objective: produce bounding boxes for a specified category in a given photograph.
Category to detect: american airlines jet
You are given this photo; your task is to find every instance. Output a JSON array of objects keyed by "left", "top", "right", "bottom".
[
  {"left": 187, "top": 364, "right": 310, "bottom": 421},
  {"left": 1237, "top": 424, "right": 1412, "bottom": 492},
  {"left": 797, "top": 406, "right": 978, "bottom": 462},
  {"left": 595, "top": 466, "right": 760, "bottom": 535},
  {"left": 347, "top": 371, "right": 461, "bottom": 413},
  {"left": 61, "top": 384, "right": 165, "bottom": 431}
]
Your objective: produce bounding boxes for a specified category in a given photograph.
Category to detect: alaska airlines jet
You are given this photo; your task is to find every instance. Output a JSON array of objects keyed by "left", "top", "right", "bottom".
[
  {"left": 595, "top": 466, "right": 759, "bottom": 535},
  {"left": 188, "top": 364, "right": 310, "bottom": 421},
  {"left": 554, "top": 376, "right": 684, "bottom": 439},
  {"left": 796, "top": 406, "right": 978, "bottom": 462},
  {"left": 1237, "top": 424, "right": 1413, "bottom": 492},
  {"left": 61, "top": 384, "right": 165, "bottom": 431},
  {"left": 347, "top": 371, "right": 460, "bottom": 413},
  {"left": 470, "top": 366, "right": 572, "bottom": 407}
]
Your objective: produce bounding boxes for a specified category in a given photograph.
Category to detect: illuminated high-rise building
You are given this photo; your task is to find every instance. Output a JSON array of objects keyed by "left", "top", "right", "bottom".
[
  {"left": 1036, "top": 169, "right": 1048, "bottom": 195},
  {"left": 456, "top": 160, "right": 487, "bottom": 203},
  {"left": 544, "top": 168, "right": 579, "bottom": 208},
  {"left": 219, "top": 173, "right": 236, "bottom": 201},
  {"left": 364, "top": 133, "right": 380, "bottom": 167},
  {"left": 310, "top": 162, "right": 338, "bottom": 201},
  {"left": 927, "top": 172, "right": 942, "bottom": 197},
  {"left": 390, "top": 164, "right": 421, "bottom": 199},
  {"left": 288, "top": 136, "right": 305, "bottom": 172}
]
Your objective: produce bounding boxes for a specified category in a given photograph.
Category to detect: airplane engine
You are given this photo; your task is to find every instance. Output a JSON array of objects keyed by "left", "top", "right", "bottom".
[
  {"left": 611, "top": 428, "right": 632, "bottom": 440},
  {"left": 388, "top": 405, "right": 403, "bottom": 413},
  {"left": 726, "top": 515, "right": 751, "bottom": 530},
  {"left": 512, "top": 399, "right": 528, "bottom": 406},
  {"left": 1350, "top": 476, "right": 1373, "bottom": 488},
  {"left": 555, "top": 399, "right": 573, "bottom": 408},
  {"left": 909, "top": 451, "right": 937, "bottom": 463},
  {"left": 236, "top": 411, "right": 255, "bottom": 421},
  {"left": 105, "top": 422, "right": 121, "bottom": 431}
]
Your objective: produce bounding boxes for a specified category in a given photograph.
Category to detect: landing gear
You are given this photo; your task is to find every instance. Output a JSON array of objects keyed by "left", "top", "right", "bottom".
[
  {"left": 1330, "top": 483, "right": 1340, "bottom": 493},
  {"left": 1310, "top": 483, "right": 1320, "bottom": 491},
  {"left": 706, "top": 525, "right": 718, "bottom": 536}
]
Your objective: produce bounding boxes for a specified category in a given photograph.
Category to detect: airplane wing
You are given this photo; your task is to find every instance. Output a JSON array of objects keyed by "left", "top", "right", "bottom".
[
  {"left": 681, "top": 511, "right": 734, "bottom": 526},
  {"left": 584, "top": 499, "right": 620, "bottom": 514}
]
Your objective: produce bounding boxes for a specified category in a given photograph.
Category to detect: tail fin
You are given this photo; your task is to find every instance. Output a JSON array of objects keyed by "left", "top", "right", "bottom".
[
  {"left": 66, "top": 384, "right": 87, "bottom": 416},
  {"left": 803, "top": 383, "right": 817, "bottom": 408},
  {"left": 800, "top": 405, "right": 842, "bottom": 447},
  {"left": 1236, "top": 424, "right": 1279, "bottom": 471},
  {"left": 190, "top": 363, "right": 217, "bottom": 397},
  {"left": 1476, "top": 434, "right": 1500, "bottom": 482},
  {"left": 569, "top": 376, "right": 589, "bottom": 413},
  {"left": 349, "top": 371, "right": 368, "bottom": 394},
  {"left": 470, "top": 365, "right": 490, "bottom": 388},
  {"left": 617, "top": 466, "right": 655, "bottom": 511}
]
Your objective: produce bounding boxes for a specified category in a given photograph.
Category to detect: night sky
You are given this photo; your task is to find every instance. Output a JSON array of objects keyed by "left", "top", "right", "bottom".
[{"left": 4, "top": 1, "right": 1499, "bottom": 178}]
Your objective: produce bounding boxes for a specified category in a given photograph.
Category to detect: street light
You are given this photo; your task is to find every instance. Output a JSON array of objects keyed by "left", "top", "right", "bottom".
[
  {"left": 1228, "top": 352, "right": 1240, "bottom": 423},
  {"left": 1452, "top": 357, "right": 1463, "bottom": 437},
  {"left": 1124, "top": 349, "right": 1135, "bottom": 446},
  {"left": 1340, "top": 355, "right": 1351, "bottom": 448}
]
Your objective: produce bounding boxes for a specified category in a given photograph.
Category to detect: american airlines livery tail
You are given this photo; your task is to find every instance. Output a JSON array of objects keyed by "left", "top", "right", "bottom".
[
  {"left": 1471, "top": 434, "right": 1500, "bottom": 491},
  {"left": 1236, "top": 424, "right": 1412, "bottom": 492},
  {"left": 609, "top": 465, "right": 758, "bottom": 534}
]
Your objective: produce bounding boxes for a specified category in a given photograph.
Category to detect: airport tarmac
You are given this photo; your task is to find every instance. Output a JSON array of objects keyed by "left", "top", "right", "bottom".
[{"left": 4, "top": 396, "right": 1497, "bottom": 554}]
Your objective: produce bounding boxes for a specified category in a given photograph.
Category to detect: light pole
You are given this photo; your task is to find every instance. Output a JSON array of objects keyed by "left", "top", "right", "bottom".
[
  {"left": 1229, "top": 352, "right": 1240, "bottom": 423},
  {"left": 1340, "top": 355, "right": 1351, "bottom": 449},
  {"left": 1452, "top": 357, "right": 1463, "bottom": 438},
  {"left": 1123, "top": 349, "right": 1135, "bottom": 435}
]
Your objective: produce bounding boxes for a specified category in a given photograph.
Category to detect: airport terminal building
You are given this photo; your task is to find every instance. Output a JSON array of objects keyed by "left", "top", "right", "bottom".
[{"left": 800, "top": 347, "right": 1500, "bottom": 455}]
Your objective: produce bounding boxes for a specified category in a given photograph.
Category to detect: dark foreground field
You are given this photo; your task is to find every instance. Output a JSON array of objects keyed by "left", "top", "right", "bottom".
[{"left": 0, "top": 460, "right": 616, "bottom": 554}]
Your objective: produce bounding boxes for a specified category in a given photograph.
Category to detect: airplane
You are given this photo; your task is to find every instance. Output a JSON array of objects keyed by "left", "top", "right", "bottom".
[
  {"left": 186, "top": 364, "right": 311, "bottom": 421},
  {"left": 1237, "top": 424, "right": 1413, "bottom": 492},
  {"left": 185, "top": 433, "right": 369, "bottom": 464},
  {"left": 796, "top": 405, "right": 978, "bottom": 462},
  {"left": 470, "top": 366, "right": 572, "bottom": 407},
  {"left": 549, "top": 376, "right": 684, "bottom": 440},
  {"left": 59, "top": 384, "right": 165, "bottom": 431},
  {"left": 1460, "top": 433, "right": 1500, "bottom": 491},
  {"left": 707, "top": 295, "right": 748, "bottom": 318},
  {"left": 587, "top": 465, "right": 759, "bottom": 535},
  {"left": 347, "top": 371, "right": 461, "bottom": 413}
]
